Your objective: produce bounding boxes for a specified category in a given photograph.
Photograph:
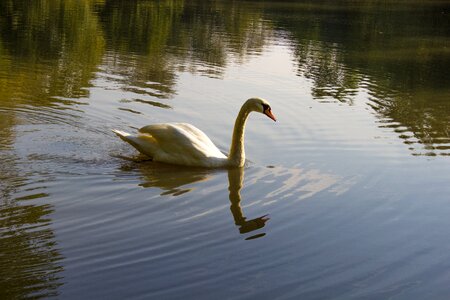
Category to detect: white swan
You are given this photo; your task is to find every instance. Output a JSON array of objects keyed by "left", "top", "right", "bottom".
[{"left": 113, "top": 97, "right": 276, "bottom": 168}]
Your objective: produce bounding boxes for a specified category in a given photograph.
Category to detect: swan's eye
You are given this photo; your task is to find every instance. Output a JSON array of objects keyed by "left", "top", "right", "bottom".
[{"left": 262, "top": 103, "right": 270, "bottom": 112}]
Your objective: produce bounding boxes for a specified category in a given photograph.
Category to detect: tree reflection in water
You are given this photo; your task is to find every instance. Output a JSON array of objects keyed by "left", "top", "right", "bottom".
[
  {"left": 0, "top": 0, "right": 449, "bottom": 297},
  {"left": 270, "top": 1, "right": 450, "bottom": 155},
  {"left": 0, "top": 191, "right": 63, "bottom": 299},
  {"left": 1, "top": 0, "right": 448, "bottom": 156}
]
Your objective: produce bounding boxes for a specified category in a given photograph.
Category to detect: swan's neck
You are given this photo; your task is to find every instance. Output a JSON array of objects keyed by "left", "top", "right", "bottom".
[
  {"left": 228, "top": 105, "right": 251, "bottom": 167},
  {"left": 228, "top": 168, "right": 244, "bottom": 224}
]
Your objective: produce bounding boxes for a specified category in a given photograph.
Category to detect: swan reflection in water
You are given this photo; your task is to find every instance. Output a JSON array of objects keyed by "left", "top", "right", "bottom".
[
  {"left": 227, "top": 168, "right": 269, "bottom": 239},
  {"left": 127, "top": 161, "right": 270, "bottom": 239},
  {"left": 122, "top": 158, "right": 342, "bottom": 239}
]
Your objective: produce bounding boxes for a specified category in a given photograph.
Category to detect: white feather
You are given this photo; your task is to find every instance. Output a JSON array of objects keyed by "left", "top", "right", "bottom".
[{"left": 113, "top": 98, "right": 275, "bottom": 168}]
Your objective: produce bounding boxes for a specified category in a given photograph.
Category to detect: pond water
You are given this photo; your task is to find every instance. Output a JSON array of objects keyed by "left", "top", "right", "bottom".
[{"left": 1, "top": 0, "right": 450, "bottom": 299}]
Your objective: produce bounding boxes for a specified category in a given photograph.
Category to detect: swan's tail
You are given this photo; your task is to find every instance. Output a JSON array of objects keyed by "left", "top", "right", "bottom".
[
  {"left": 112, "top": 129, "right": 131, "bottom": 139},
  {"left": 112, "top": 129, "right": 156, "bottom": 158},
  {"left": 112, "top": 129, "right": 137, "bottom": 146}
]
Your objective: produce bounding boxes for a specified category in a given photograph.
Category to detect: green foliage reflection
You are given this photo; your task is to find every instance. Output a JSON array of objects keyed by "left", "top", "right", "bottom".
[
  {"left": 0, "top": 0, "right": 449, "bottom": 152},
  {"left": 268, "top": 1, "right": 450, "bottom": 155}
]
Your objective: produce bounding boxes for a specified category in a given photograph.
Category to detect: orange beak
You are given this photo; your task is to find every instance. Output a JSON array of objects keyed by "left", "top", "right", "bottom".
[{"left": 264, "top": 108, "right": 277, "bottom": 122}]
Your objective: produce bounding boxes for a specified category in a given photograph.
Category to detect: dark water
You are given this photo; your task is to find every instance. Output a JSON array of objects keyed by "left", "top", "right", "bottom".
[{"left": 1, "top": 0, "right": 450, "bottom": 299}]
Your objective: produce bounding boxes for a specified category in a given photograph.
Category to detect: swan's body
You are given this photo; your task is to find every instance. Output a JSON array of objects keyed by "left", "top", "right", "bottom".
[
  {"left": 113, "top": 97, "right": 276, "bottom": 168},
  {"left": 113, "top": 123, "right": 228, "bottom": 167}
]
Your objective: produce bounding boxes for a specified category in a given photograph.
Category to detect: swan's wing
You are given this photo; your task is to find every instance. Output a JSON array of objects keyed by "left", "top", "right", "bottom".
[
  {"left": 172, "top": 123, "right": 225, "bottom": 154},
  {"left": 139, "top": 123, "right": 226, "bottom": 162}
]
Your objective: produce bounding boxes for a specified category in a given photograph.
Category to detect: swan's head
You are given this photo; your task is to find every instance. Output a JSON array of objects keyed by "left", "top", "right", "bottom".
[{"left": 245, "top": 97, "right": 277, "bottom": 122}]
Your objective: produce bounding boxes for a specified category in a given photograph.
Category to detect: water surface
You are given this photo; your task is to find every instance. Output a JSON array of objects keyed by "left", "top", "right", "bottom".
[{"left": 1, "top": 0, "right": 450, "bottom": 299}]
